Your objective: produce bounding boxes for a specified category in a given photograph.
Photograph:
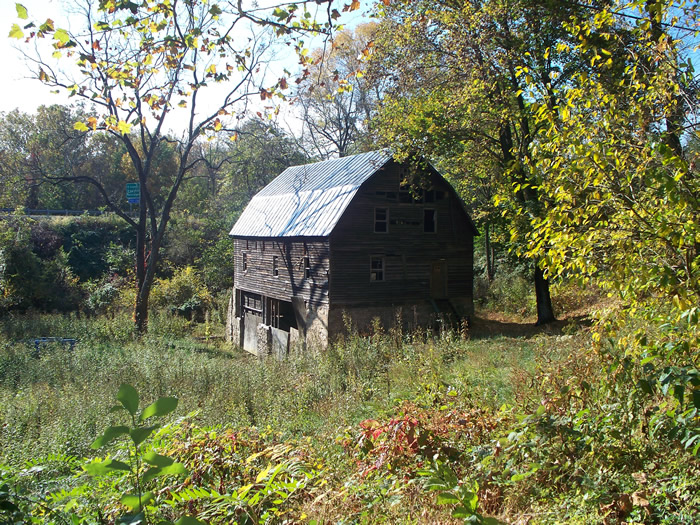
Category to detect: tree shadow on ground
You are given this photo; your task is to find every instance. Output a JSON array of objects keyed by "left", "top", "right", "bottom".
[{"left": 468, "top": 313, "right": 592, "bottom": 339}]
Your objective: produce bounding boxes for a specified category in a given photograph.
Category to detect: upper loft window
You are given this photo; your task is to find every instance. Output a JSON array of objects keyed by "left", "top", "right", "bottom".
[
  {"left": 424, "top": 209, "right": 437, "bottom": 233},
  {"left": 370, "top": 256, "right": 384, "bottom": 282},
  {"left": 242, "top": 253, "right": 248, "bottom": 271},
  {"left": 273, "top": 255, "right": 279, "bottom": 277},
  {"left": 374, "top": 208, "right": 388, "bottom": 233},
  {"left": 303, "top": 247, "right": 311, "bottom": 279}
]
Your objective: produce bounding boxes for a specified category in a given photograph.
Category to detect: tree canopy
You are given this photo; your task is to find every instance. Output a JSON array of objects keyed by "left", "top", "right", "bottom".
[{"left": 11, "top": 0, "right": 349, "bottom": 333}]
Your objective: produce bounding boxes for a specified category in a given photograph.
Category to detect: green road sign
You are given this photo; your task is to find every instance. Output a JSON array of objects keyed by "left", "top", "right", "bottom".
[{"left": 126, "top": 183, "right": 140, "bottom": 203}]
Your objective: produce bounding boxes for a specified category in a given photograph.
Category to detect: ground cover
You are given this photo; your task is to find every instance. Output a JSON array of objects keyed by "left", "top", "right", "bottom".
[{"left": 1, "top": 306, "right": 698, "bottom": 523}]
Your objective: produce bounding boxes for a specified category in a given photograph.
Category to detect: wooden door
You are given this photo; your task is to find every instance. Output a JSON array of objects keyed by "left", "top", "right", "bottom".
[{"left": 430, "top": 260, "right": 447, "bottom": 299}]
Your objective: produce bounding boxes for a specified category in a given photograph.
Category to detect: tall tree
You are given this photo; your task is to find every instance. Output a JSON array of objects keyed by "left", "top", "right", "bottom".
[
  {"left": 525, "top": 0, "right": 700, "bottom": 318},
  {"left": 296, "top": 23, "right": 384, "bottom": 158},
  {"left": 11, "top": 0, "right": 345, "bottom": 333},
  {"left": 369, "top": 0, "right": 592, "bottom": 324}
]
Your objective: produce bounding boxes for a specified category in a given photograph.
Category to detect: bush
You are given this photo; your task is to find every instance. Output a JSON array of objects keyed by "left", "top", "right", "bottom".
[
  {"left": 478, "top": 264, "right": 536, "bottom": 319},
  {"left": 150, "top": 266, "right": 213, "bottom": 321}
]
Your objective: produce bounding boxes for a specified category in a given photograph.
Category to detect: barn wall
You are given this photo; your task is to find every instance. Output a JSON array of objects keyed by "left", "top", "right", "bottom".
[
  {"left": 329, "top": 161, "right": 474, "bottom": 312},
  {"left": 233, "top": 237, "right": 330, "bottom": 307}
]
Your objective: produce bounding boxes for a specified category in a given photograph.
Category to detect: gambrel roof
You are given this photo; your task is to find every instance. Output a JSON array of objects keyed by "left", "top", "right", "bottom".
[{"left": 230, "top": 150, "right": 393, "bottom": 238}]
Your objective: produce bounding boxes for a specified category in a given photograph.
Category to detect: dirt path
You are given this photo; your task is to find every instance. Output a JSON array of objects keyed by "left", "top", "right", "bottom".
[{"left": 468, "top": 311, "right": 591, "bottom": 339}]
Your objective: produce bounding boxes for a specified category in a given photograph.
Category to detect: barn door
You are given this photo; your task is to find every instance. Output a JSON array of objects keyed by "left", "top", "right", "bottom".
[
  {"left": 241, "top": 292, "right": 262, "bottom": 353},
  {"left": 430, "top": 260, "right": 448, "bottom": 299}
]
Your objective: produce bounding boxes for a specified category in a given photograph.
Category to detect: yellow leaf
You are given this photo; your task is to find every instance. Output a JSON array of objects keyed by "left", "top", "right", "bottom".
[
  {"left": 16, "top": 4, "right": 28, "bottom": 20},
  {"left": 9, "top": 24, "right": 23, "bottom": 39},
  {"left": 256, "top": 463, "right": 271, "bottom": 483},
  {"left": 117, "top": 120, "right": 132, "bottom": 135},
  {"left": 74, "top": 121, "right": 89, "bottom": 132}
]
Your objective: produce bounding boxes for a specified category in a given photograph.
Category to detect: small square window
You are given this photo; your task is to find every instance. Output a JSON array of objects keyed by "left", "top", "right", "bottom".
[
  {"left": 370, "top": 256, "right": 384, "bottom": 281},
  {"left": 273, "top": 255, "right": 279, "bottom": 277},
  {"left": 375, "top": 208, "right": 388, "bottom": 233},
  {"left": 424, "top": 209, "right": 437, "bottom": 233}
]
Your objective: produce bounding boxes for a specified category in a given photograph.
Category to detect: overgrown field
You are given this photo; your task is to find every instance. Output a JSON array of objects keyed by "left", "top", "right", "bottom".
[{"left": 1, "top": 307, "right": 698, "bottom": 524}]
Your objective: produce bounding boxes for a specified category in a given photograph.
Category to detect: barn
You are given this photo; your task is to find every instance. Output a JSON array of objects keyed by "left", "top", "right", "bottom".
[{"left": 226, "top": 149, "right": 478, "bottom": 356}]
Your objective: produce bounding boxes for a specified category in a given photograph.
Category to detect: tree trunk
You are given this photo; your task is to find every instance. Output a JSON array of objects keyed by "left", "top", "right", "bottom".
[
  {"left": 484, "top": 223, "right": 495, "bottom": 282},
  {"left": 534, "top": 262, "right": 556, "bottom": 325},
  {"left": 134, "top": 193, "right": 148, "bottom": 335}
]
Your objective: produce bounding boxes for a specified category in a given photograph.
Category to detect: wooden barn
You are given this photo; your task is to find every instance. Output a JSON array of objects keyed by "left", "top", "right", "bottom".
[{"left": 226, "top": 150, "right": 478, "bottom": 356}]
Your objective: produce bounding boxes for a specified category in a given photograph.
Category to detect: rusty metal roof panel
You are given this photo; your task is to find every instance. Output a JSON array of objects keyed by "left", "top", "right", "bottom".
[{"left": 230, "top": 150, "right": 392, "bottom": 238}]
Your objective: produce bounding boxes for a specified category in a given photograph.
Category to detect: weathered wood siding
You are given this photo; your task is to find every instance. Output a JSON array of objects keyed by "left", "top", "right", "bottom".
[
  {"left": 233, "top": 237, "right": 330, "bottom": 307},
  {"left": 329, "top": 161, "right": 474, "bottom": 307}
]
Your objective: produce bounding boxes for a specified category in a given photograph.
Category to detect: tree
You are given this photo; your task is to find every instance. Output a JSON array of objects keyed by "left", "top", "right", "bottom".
[
  {"left": 0, "top": 105, "right": 102, "bottom": 210},
  {"left": 368, "top": 0, "right": 595, "bottom": 324},
  {"left": 296, "top": 23, "right": 384, "bottom": 158},
  {"left": 525, "top": 0, "right": 700, "bottom": 320},
  {"left": 11, "top": 0, "right": 346, "bottom": 333}
]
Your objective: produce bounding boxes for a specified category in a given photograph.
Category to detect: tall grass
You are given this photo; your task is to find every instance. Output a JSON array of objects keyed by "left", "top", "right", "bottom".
[{"left": 0, "top": 312, "right": 558, "bottom": 468}]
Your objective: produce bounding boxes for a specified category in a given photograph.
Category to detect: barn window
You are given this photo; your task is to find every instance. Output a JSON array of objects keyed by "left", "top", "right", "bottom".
[
  {"left": 304, "top": 255, "right": 311, "bottom": 278},
  {"left": 370, "top": 256, "right": 384, "bottom": 281},
  {"left": 242, "top": 253, "right": 248, "bottom": 271},
  {"left": 273, "top": 256, "right": 279, "bottom": 277},
  {"left": 424, "top": 209, "right": 437, "bottom": 233},
  {"left": 374, "top": 208, "right": 388, "bottom": 233}
]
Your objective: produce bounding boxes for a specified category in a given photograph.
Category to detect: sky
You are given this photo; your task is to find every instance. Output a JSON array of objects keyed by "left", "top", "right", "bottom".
[
  {"left": 1, "top": 0, "right": 69, "bottom": 114},
  {"left": 0, "top": 0, "right": 371, "bottom": 130}
]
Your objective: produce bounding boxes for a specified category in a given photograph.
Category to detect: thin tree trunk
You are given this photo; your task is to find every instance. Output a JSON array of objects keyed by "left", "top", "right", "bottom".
[
  {"left": 134, "top": 196, "right": 148, "bottom": 334},
  {"left": 534, "top": 262, "right": 556, "bottom": 325},
  {"left": 484, "top": 223, "right": 495, "bottom": 282}
]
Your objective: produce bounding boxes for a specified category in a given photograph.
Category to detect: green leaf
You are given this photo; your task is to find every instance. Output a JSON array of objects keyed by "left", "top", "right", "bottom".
[
  {"left": 91, "top": 426, "right": 129, "bottom": 449},
  {"left": 130, "top": 425, "right": 158, "bottom": 447},
  {"left": 140, "top": 396, "right": 178, "bottom": 421},
  {"left": 142, "top": 462, "right": 187, "bottom": 483},
  {"left": 175, "top": 517, "right": 207, "bottom": 525},
  {"left": 121, "top": 491, "right": 154, "bottom": 511},
  {"left": 272, "top": 8, "right": 289, "bottom": 20},
  {"left": 9, "top": 24, "right": 23, "bottom": 39},
  {"left": 143, "top": 451, "right": 174, "bottom": 467},
  {"left": 451, "top": 505, "right": 473, "bottom": 518},
  {"left": 436, "top": 492, "right": 459, "bottom": 505},
  {"left": 116, "top": 510, "right": 146, "bottom": 524},
  {"left": 674, "top": 384, "right": 685, "bottom": 407},
  {"left": 16, "top": 4, "right": 28, "bottom": 20},
  {"left": 117, "top": 384, "right": 139, "bottom": 415},
  {"left": 693, "top": 388, "right": 700, "bottom": 409},
  {"left": 84, "top": 459, "right": 131, "bottom": 476}
]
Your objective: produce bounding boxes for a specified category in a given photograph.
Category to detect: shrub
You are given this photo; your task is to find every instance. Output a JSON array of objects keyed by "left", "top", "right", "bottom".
[{"left": 150, "top": 266, "right": 213, "bottom": 321}]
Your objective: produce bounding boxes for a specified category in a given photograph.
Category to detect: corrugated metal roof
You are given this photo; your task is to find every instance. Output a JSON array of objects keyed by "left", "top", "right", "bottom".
[{"left": 230, "top": 150, "right": 393, "bottom": 238}]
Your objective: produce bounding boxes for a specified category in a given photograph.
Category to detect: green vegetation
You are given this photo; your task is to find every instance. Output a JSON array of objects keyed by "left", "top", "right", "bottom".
[
  {"left": 1, "top": 306, "right": 697, "bottom": 523},
  {"left": 1, "top": 0, "right": 699, "bottom": 522}
]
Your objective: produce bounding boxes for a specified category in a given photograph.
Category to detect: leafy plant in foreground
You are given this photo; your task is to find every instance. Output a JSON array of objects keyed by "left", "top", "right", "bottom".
[
  {"left": 86, "top": 383, "right": 201, "bottom": 524},
  {"left": 419, "top": 458, "right": 502, "bottom": 524}
]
